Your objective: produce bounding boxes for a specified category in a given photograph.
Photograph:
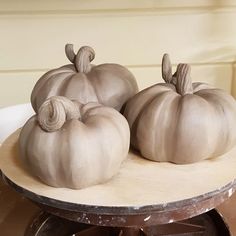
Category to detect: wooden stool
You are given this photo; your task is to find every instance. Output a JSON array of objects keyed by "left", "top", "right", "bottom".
[{"left": 1, "top": 130, "right": 236, "bottom": 235}]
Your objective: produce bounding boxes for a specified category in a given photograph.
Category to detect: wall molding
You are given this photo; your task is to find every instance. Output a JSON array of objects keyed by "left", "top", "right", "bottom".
[{"left": 1, "top": 1, "right": 236, "bottom": 15}]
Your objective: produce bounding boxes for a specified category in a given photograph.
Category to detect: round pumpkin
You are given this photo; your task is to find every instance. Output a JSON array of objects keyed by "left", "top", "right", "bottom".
[
  {"left": 19, "top": 96, "right": 130, "bottom": 189},
  {"left": 31, "top": 44, "right": 138, "bottom": 113},
  {"left": 123, "top": 54, "right": 236, "bottom": 164}
]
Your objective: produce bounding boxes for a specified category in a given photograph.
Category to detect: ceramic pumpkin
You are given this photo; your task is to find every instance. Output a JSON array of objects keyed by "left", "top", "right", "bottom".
[
  {"left": 19, "top": 96, "right": 130, "bottom": 189},
  {"left": 31, "top": 44, "right": 138, "bottom": 113},
  {"left": 124, "top": 54, "right": 236, "bottom": 164}
]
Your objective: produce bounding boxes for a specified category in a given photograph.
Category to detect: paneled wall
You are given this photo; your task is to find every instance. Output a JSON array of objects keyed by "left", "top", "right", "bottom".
[{"left": 0, "top": 0, "right": 236, "bottom": 107}]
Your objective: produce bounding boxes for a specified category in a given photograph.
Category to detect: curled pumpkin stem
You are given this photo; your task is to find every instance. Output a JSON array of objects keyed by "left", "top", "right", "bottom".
[
  {"left": 65, "top": 44, "right": 95, "bottom": 73},
  {"left": 65, "top": 44, "right": 76, "bottom": 63},
  {"left": 161, "top": 53, "right": 177, "bottom": 85},
  {"left": 162, "top": 54, "right": 173, "bottom": 83},
  {"left": 161, "top": 54, "right": 193, "bottom": 95},
  {"left": 38, "top": 96, "right": 81, "bottom": 132},
  {"left": 176, "top": 64, "right": 193, "bottom": 96}
]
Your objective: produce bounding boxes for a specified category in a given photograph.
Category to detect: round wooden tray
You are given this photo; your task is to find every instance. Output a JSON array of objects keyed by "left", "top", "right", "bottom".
[{"left": 1, "top": 130, "right": 236, "bottom": 227}]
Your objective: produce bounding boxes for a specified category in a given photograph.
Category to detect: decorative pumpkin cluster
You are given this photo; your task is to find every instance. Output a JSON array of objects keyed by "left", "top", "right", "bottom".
[{"left": 19, "top": 44, "right": 236, "bottom": 190}]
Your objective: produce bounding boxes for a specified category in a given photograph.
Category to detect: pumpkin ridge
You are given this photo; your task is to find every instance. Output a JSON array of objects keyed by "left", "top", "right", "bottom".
[
  {"left": 83, "top": 108, "right": 124, "bottom": 140},
  {"left": 32, "top": 68, "right": 74, "bottom": 98},
  {"left": 34, "top": 126, "right": 57, "bottom": 186},
  {"left": 136, "top": 91, "right": 179, "bottom": 161},
  {"left": 32, "top": 72, "right": 75, "bottom": 112},
  {"left": 125, "top": 85, "right": 175, "bottom": 123},
  {"left": 85, "top": 70, "right": 104, "bottom": 106},
  {"left": 67, "top": 121, "right": 89, "bottom": 188},
  {"left": 173, "top": 95, "right": 216, "bottom": 163},
  {"left": 21, "top": 118, "right": 36, "bottom": 166},
  {"left": 86, "top": 64, "right": 138, "bottom": 111},
  {"left": 57, "top": 124, "right": 70, "bottom": 187},
  {"left": 165, "top": 95, "right": 182, "bottom": 163},
  {"left": 63, "top": 73, "right": 99, "bottom": 104},
  {"left": 81, "top": 105, "right": 129, "bottom": 158},
  {"left": 57, "top": 73, "right": 76, "bottom": 96},
  {"left": 192, "top": 82, "right": 215, "bottom": 92},
  {"left": 195, "top": 90, "right": 236, "bottom": 156},
  {"left": 171, "top": 96, "right": 185, "bottom": 163},
  {"left": 125, "top": 90, "right": 166, "bottom": 149}
]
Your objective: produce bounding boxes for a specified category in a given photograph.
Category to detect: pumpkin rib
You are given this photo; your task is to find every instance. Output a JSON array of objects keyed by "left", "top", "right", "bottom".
[
  {"left": 20, "top": 117, "right": 36, "bottom": 166},
  {"left": 36, "top": 74, "right": 74, "bottom": 111},
  {"left": 57, "top": 125, "right": 72, "bottom": 187},
  {"left": 136, "top": 91, "right": 180, "bottom": 162},
  {"left": 82, "top": 106, "right": 127, "bottom": 150},
  {"left": 68, "top": 122, "right": 92, "bottom": 188},
  {"left": 61, "top": 72, "right": 99, "bottom": 104},
  {"left": 86, "top": 64, "right": 138, "bottom": 111},
  {"left": 31, "top": 125, "right": 58, "bottom": 186},
  {"left": 124, "top": 85, "right": 175, "bottom": 133},
  {"left": 31, "top": 68, "right": 74, "bottom": 102},
  {"left": 192, "top": 82, "right": 215, "bottom": 92},
  {"left": 81, "top": 104, "right": 130, "bottom": 161},
  {"left": 164, "top": 95, "right": 182, "bottom": 163},
  {"left": 195, "top": 90, "right": 236, "bottom": 157},
  {"left": 89, "top": 116, "right": 120, "bottom": 180},
  {"left": 172, "top": 94, "right": 217, "bottom": 164},
  {"left": 32, "top": 72, "right": 75, "bottom": 112}
]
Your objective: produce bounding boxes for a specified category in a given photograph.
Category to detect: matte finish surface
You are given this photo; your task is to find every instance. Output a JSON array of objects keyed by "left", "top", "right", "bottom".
[
  {"left": 1, "top": 130, "right": 236, "bottom": 210},
  {"left": 124, "top": 55, "right": 236, "bottom": 164},
  {"left": 31, "top": 44, "right": 138, "bottom": 113},
  {"left": 19, "top": 97, "right": 130, "bottom": 189}
]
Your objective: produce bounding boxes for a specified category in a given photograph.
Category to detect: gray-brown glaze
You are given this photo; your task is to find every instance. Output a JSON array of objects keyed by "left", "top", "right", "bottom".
[
  {"left": 124, "top": 54, "right": 236, "bottom": 164},
  {"left": 31, "top": 44, "right": 138, "bottom": 113}
]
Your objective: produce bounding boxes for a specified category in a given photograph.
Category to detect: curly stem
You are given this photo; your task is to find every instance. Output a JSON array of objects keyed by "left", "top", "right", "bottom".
[
  {"left": 176, "top": 64, "right": 193, "bottom": 95},
  {"left": 65, "top": 44, "right": 95, "bottom": 73},
  {"left": 38, "top": 96, "right": 81, "bottom": 132}
]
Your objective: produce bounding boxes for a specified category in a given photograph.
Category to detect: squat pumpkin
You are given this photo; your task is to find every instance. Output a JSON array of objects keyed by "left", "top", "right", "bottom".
[
  {"left": 19, "top": 96, "right": 130, "bottom": 189},
  {"left": 124, "top": 54, "right": 236, "bottom": 164},
  {"left": 31, "top": 44, "right": 138, "bottom": 113}
]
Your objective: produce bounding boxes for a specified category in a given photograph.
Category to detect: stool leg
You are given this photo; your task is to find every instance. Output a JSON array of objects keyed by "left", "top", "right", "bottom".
[
  {"left": 118, "top": 227, "right": 145, "bottom": 236},
  {"left": 24, "top": 211, "right": 88, "bottom": 236}
]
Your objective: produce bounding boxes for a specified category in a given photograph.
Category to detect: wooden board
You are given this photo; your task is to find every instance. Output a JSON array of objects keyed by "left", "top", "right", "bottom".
[{"left": 0, "top": 130, "right": 236, "bottom": 221}]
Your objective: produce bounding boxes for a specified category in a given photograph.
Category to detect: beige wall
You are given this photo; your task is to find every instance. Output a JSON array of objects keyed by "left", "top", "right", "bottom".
[{"left": 0, "top": 0, "right": 236, "bottom": 107}]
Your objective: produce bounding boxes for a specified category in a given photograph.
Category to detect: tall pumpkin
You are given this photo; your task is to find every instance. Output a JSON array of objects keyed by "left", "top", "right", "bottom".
[
  {"left": 19, "top": 96, "right": 130, "bottom": 189},
  {"left": 31, "top": 44, "right": 138, "bottom": 113},
  {"left": 124, "top": 54, "right": 236, "bottom": 164}
]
